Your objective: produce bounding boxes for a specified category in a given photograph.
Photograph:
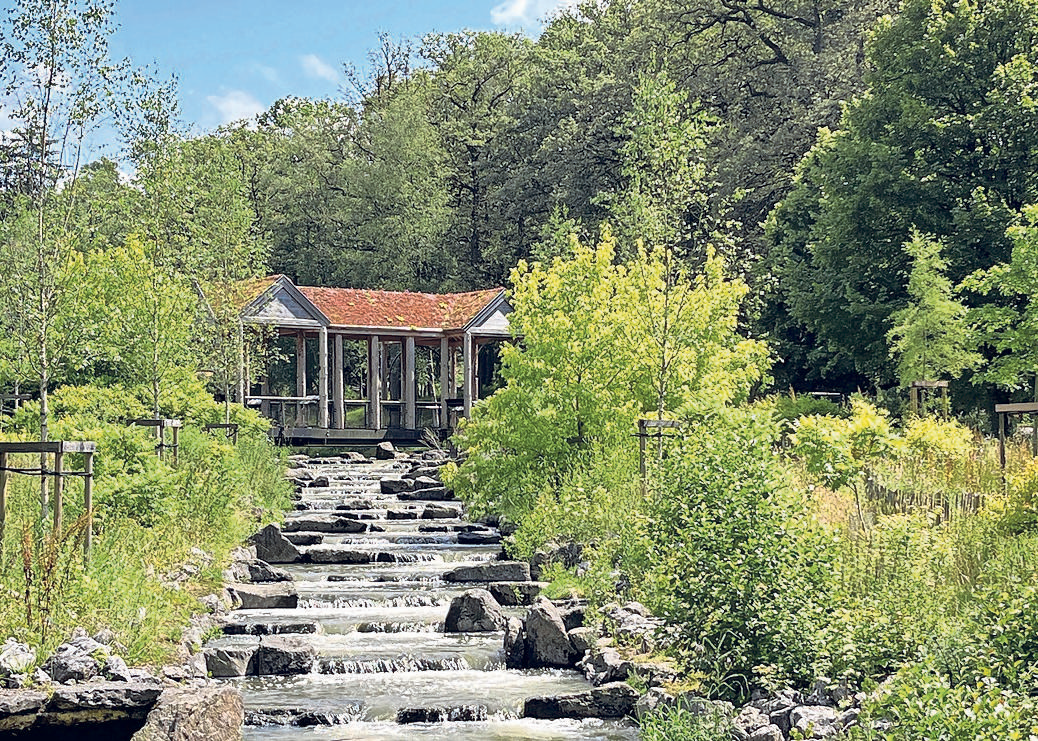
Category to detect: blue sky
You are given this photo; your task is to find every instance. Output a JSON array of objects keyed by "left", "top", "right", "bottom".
[{"left": 105, "top": 0, "right": 573, "bottom": 133}]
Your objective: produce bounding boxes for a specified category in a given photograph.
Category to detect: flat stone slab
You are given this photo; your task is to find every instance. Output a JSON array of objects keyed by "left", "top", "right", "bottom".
[
  {"left": 443, "top": 561, "right": 531, "bottom": 583},
  {"left": 282, "top": 515, "right": 367, "bottom": 534},
  {"left": 524, "top": 682, "right": 638, "bottom": 720},
  {"left": 305, "top": 547, "right": 375, "bottom": 564},
  {"left": 0, "top": 690, "right": 48, "bottom": 732},
  {"left": 397, "top": 487, "right": 453, "bottom": 501},
  {"left": 229, "top": 583, "right": 298, "bottom": 610},
  {"left": 224, "top": 619, "right": 321, "bottom": 636},
  {"left": 457, "top": 530, "right": 501, "bottom": 544},
  {"left": 283, "top": 532, "right": 323, "bottom": 546}
]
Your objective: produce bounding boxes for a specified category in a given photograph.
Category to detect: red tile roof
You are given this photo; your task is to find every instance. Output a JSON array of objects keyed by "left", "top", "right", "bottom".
[{"left": 298, "top": 285, "right": 503, "bottom": 331}]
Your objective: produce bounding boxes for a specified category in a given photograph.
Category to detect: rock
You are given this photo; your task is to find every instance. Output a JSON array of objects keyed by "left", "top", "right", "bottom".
[
  {"left": 488, "top": 581, "right": 545, "bottom": 606},
  {"left": 566, "top": 627, "right": 597, "bottom": 657},
  {"left": 396, "top": 705, "right": 488, "bottom": 723},
  {"left": 255, "top": 637, "right": 315, "bottom": 675},
  {"left": 282, "top": 515, "right": 367, "bottom": 534},
  {"left": 558, "top": 602, "right": 586, "bottom": 631},
  {"left": 523, "top": 682, "right": 638, "bottom": 720},
  {"left": 838, "top": 707, "right": 861, "bottom": 730},
  {"left": 224, "top": 620, "right": 320, "bottom": 636},
  {"left": 524, "top": 597, "right": 577, "bottom": 668},
  {"left": 251, "top": 524, "right": 302, "bottom": 564},
  {"left": 634, "top": 687, "right": 675, "bottom": 720},
  {"left": 203, "top": 645, "right": 257, "bottom": 678},
  {"left": 386, "top": 510, "right": 418, "bottom": 520},
  {"left": 457, "top": 530, "right": 502, "bottom": 545},
  {"left": 530, "top": 541, "right": 584, "bottom": 580},
  {"left": 421, "top": 504, "right": 460, "bottom": 519},
  {"left": 380, "top": 478, "right": 415, "bottom": 494},
  {"left": 403, "top": 467, "right": 443, "bottom": 480},
  {"left": 283, "top": 532, "right": 322, "bottom": 546},
  {"left": 748, "top": 725, "right": 785, "bottom": 741},
  {"left": 246, "top": 560, "right": 290, "bottom": 583},
  {"left": 410, "top": 475, "right": 441, "bottom": 490},
  {"left": 444, "top": 590, "right": 507, "bottom": 633},
  {"left": 503, "top": 617, "right": 526, "bottom": 669},
  {"left": 42, "top": 632, "right": 108, "bottom": 684},
  {"left": 442, "top": 561, "right": 531, "bottom": 583},
  {"left": 734, "top": 706, "right": 769, "bottom": 737},
  {"left": 0, "top": 640, "right": 35, "bottom": 679},
  {"left": 0, "top": 690, "right": 48, "bottom": 732},
  {"left": 579, "top": 646, "right": 631, "bottom": 685},
  {"left": 132, "top": 686, "right": 243, "bottom": 741},
  {"left": 375, "top": 442, "right": 396, "bottom": 459},
  {"left": 305, "top": 547, "right": 373, "bottom": 564},
  {"left": 227, "top": 583, "right": 298, "bottom": 610},
  {"left": 102, "top": 655, "right": 132, "bottom": 682},
  {"left": 245, "top": 707, "right": 359, "bottom": 726},
  {"left": 601, "top": 602, "right": 663, "bottom": 651},
  {"left": 790, "top": 705, "right": 839, "bottom": 738},
  {"left": 46, "top": 680, "right": 163, "bottom": 714},
  {"left": 398, "top": 487, "right": 452, "bottom": 501},
  {"left": 309, "top": 475, "right": 330, "bottom": 488}
]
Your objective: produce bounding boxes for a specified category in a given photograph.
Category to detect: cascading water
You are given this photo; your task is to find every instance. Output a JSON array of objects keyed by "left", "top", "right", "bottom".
[{"left": 208, "top": 454, "right": 640, "bottom": 739}]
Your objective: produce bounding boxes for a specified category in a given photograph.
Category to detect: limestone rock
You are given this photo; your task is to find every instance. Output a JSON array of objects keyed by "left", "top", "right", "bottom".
[
  {"left": 579, "top": 645, "right": 631, "bottom": 685},
  {"left": 203, "top": 645, "right": 257, "bottom": 678},
  {"left": 397, "top": 487, "right": 452, "bottom": 501},
  {"left": 0, "top": 640, "right": 35, "bottom": 680},
  {"left": 251, "top": 524, "right": 302, "bottom": 564},
  {"left": 421, "top": 503, "right": 460, "bottom": 519},
  {"left": 0, "top": 690, "right": 47, "bottom": 733},
  {"left": 282, "top": 515, "right": 367, "bottom": 534},
  {"left": 790, "top": 705, "right": 839, "bottom": 738},
  {"left": 227, "top": 583, "right": 298, "bottom": 610},
  {"left": 379, "top": 478, "right": 414, "bottom": 494},
  {"left": 488, "top": 581, "right": 544, "bottom": 606},
  {"left": 396, "top": 705, "right": 487, "bottom": 723},
  {"left": 457, "top": 529, "right": 502, "bottom": 545},
  {"left": 255, "top": 637, "right": 315, "bottom": 675},
  {"left": 444, "top": 590, "right": 507, "bottom": 633},
  {"left": 566, "top": 627, "right": 597, "bottom": 657},
  {"left": 524, "top": 597, "right": 577, "bottom": 668},
  {"left": 42, "top": 631, "right": 107, "bottom": 683},
  {"left": 523, "top": 682, "right": 638, "bottom": 720},
  {"left": 133, "top": 685, "right": 244, "bottom": 741},
  {"left": 442, "top": 561, "right": 530, "bottom": 583},
  {"left": 375, "top": 442, "right": 396, "bottom": 459}
]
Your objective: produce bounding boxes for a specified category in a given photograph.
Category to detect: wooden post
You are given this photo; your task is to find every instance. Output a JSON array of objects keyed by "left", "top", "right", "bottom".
[
  {"left": 333, "top": 333, "right": 345, "bottom": 429},
  {"left": 439, "top": 337, "right": 449, "bottom": 429},
  {"left": 53, "top": 451, "right": 63, "bottom": 533},
  {"left": 638, "top": 419, "right": 647, "bottom": 500},
  {"left": 237, "top": 320, "right": 246, "bottom": 404},
  {"left": 318, "top": 326, "right": 330, "bottom": 428},
  {"left": 404, "top": 336, "right": 416, "bottom": 430},
  {"left": 369, "top": 335, "right": 382, "bottom": 430},
  {"left": 83, "top": 451, "right": 93, "bottom": 561},
  {"left": 172, "top": 424, "right": 180, "bottom": 466},
  {"left": 0, "top": 451, "right": 7, "bottom": 548},
  {"left": 296, "top": 331, "right": 307, "bottom": 426},
  {"left": 999, "top": 410, "right": 1007, "bottom": 470},
  {"left": 463, "top": 331, "right": 474, "bottom": 417}
]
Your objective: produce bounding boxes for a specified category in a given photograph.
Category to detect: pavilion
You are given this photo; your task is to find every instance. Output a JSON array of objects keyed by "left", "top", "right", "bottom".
[{"left": 237, "top": 275, "right": 512, "bottom": 444}]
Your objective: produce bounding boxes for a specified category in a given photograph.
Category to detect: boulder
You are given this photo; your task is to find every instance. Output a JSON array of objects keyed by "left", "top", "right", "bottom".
[
  {"left": 42, "top": 631, "right": 107, "bottom": 683},
  {"left": 102, "top": 655, "right": 133, "bottom": 682},
  {"left": 410, "top": 475, "right": 442, "bottom": 490},
  {"left": 421, "top": 504, "right": 460, "bottom": 519},
  {"left": 397, "top": 487, "right": 452, "bottom": 501},
  {"left": 251, "top": 525, "right": 302, "bottom": 564},
  {"left": 246, "top": 560, "right": 291, "bottom": 583},
  {"left": 224, "top": 620, "right": 320, "bottom": 636},
  {"left": 579, "top": 646, "right": 631, "bottom": 685},
  {"left": 567, "top": 627, "right": 596, "bottom": 657},
  {"left": 442, "top": 561, "right": 530, "bottom": 583},
  {"left": 46, "top": 679, "right": 164, "bottom": 715},
  {"left": 523, "top": 682, "right": 638, "bottom": 720},
  {"left": 386, "top": 510, "right": 418, "bottom": 520},
  {"left": 488, "top": 581, "right": 544, "bottom": 606},
  {"left": 457, "top": 530, "right": 502, "bottom": 545},
  {"left": 245, "top": 707, "right": 359, "bottom": 726},
  {"left": 634, "top": 687, "right": 675, "bottom": 720},
  {"left": 283, "top": 532, "right": 322, "bottom": 546},
  {"left": 282, "top": 515, "right": 367, "bottom": 534},
  {"left": 305, "top": 548, "right": 373, "bottom": 564},
  {"left": 396, "top": 705, "right": 487, "bottom": 723},
  {"left": 530, "top": 541, "right": 584, "bottom": 580},
  {"left": 255, "top": 637, "right": 315, "bottom": 675},
  {"left": 375, "top": 442, "right": 396, "bottom": 460},
  {"left": 132, "top": 686, "right": 244, "bottom": 741},
  {"left": 203, "top": 645, "right": 257, "bottom": 678},
  {"left": 0, "top": 690, "right": 48, "bottom": 733},
  {"left": 227, "top": 583, "right": 298, "bottom": 610},
  {"left": 444, "top": 590, "right": 507, "bottom": 633},
  {"left": 524, "top": 597, "right": 577, "bottom": 668},
  {"left": 734, "top": 705, "right": 770, "bottom": 738},
  {"left": 0, "top": 640, "right": 35, "bottom": 680},
  {"left": 503, "top": 617, "right": 526, "bottom": 669},
  {"left": 379, "top": 478, "right": 414, "bottom": 494},
  {"left": 748, "top": 725, "right": 785, "bottom": 741},
  {"left": 790, "top": 705, "right": 839, "bottom": 738}
]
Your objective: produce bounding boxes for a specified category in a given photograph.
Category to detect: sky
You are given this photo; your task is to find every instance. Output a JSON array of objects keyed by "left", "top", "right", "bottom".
[{"left": 101, "top": 0, "right": 576, "bottom": 133}]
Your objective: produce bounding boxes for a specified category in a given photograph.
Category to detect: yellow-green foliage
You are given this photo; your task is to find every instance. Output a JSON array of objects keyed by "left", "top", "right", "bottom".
[{"left": 0, "top": 384, "right": 291, "bottom": 665}]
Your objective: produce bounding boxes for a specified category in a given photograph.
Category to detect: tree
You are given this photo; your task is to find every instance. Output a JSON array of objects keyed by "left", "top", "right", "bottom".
[
  {"left": 965, "top": 206, "right": 1038, "bottom": 400},
  {"left": 764, "top": 0, "right": 1038, "bottom": 388},
  {"left": 0, "top": 0, "right": 131, "bottom": 516},
  {"left": 887, "top": 232, "right": 980, "bottom": 389}
]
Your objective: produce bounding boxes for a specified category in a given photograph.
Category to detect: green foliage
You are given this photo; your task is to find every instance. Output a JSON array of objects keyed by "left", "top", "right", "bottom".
[
  {"left": 639, "top": 700, "right": 735, "bottom": 741},
  {"left": 887, "top": 232, "right": 980, "bottom": 387},
  {"left": 643, "top": 411, "right": 831, "bottom": 701}
]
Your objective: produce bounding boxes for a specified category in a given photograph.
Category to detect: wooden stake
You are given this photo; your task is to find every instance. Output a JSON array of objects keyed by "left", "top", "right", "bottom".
[
  {"left": 53, "top": 451, "right": 64, "bottom": 533},
  {"left": 0, "top": 452, "right": 7, "bottom": 549},
  {"left": 84, "top": 451, "right": 93, "bottom": 562}
]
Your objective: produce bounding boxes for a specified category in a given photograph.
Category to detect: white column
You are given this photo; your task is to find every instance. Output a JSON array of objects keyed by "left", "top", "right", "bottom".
[
  {"left": 463, "top": 331, "right": 474, "bottom": 417},
  {"left": 404, "top": 336, "right": 416, "bottom": 429},
  {"left": 318, "top": 326, "right": 329, "bottom": 428},
  {"left": 237, "top": 320, "right": 246, "bottom": 403},
  {"left": 439, "top": 337, "right": 449, "bottom": 428},
  {"left": 369, "top": 335, "right": 382, "bottom": 430},
  {"left": 295, "top": 331, "right": 307, "bottom": 426},
  {"left": 333, "top": 333, "right": 345, "bottom": 429}
]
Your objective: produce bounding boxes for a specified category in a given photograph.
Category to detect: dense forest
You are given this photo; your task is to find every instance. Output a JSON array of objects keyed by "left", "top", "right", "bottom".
[{"left": 2, "top": 0, "right": 1038, "bottom": 738}]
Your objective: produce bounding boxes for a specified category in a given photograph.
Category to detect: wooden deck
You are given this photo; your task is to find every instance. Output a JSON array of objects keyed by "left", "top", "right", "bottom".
[{"left": 273, "top": 426, "right": 429, "bottom": 446}]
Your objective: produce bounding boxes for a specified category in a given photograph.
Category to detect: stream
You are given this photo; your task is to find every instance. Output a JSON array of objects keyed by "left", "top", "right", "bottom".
[{"left": 209, "top": 454, "right": 640, "bottom": 740}]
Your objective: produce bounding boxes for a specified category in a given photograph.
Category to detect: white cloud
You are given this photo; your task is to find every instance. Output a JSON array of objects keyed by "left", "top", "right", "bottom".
[
  {"left": 300, "top": 54, "right": 338, "bottom": 84},
  {"left": 491, "top": 0, "right": 577, "bottom": 26},
  {"left": 206, "top": 89, "right": 265, "bottom": 125},
  {"left": 254, "top": 63, "right": 282, "bottom": 85}
]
